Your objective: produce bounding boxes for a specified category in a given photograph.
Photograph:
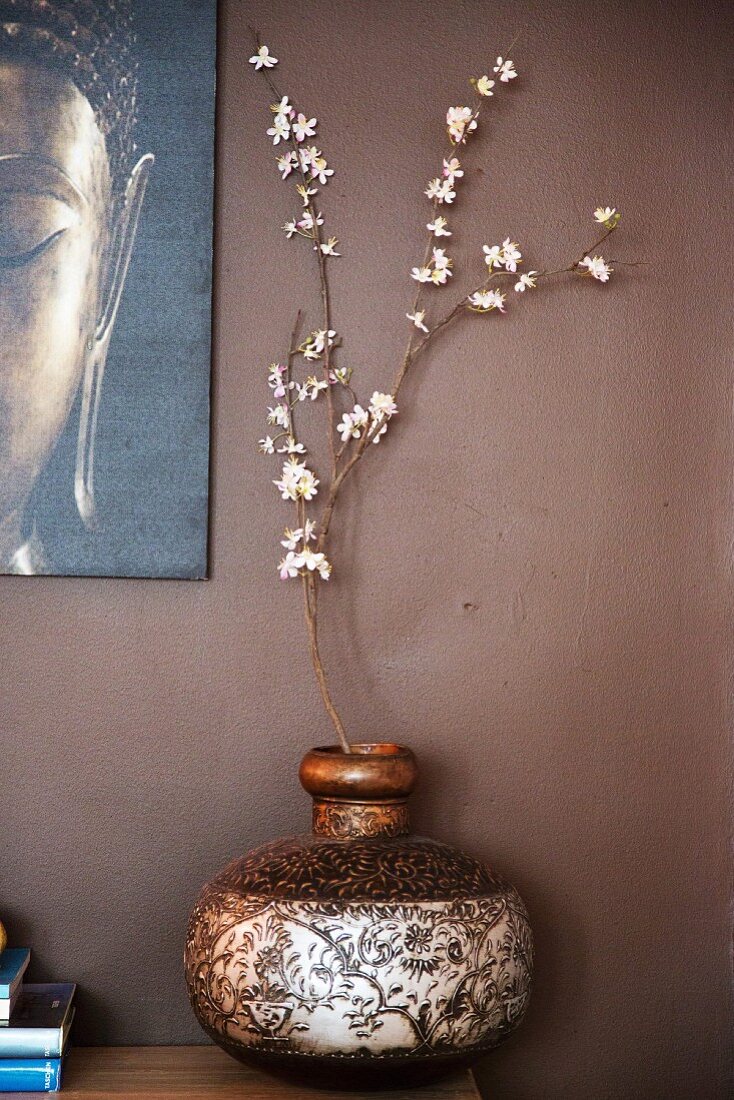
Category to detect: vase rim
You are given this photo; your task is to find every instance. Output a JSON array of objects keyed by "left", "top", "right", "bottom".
[{"left": 299, "top": 743, "right": 418, "bottom": 807}]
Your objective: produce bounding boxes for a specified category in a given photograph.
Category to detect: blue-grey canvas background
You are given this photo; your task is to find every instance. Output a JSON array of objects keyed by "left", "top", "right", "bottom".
[{"left": 32, "top": 0, "right": 216, "bottom": 578}]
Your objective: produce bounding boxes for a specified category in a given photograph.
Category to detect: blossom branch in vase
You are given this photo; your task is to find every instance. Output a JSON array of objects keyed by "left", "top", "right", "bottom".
[{"left": 249, "top": 38, "right": 639, "bottom": 753}]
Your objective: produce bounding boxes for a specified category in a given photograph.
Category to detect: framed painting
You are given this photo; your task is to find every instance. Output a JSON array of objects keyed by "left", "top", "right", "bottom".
[{"left": 0, "top": 0, "right": 216, "bottom": 578}]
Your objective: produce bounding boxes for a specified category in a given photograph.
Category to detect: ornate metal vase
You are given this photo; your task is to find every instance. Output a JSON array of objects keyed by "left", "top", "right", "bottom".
[{"left": 185, "top": 744, "right": 533, "bottom": 1089}]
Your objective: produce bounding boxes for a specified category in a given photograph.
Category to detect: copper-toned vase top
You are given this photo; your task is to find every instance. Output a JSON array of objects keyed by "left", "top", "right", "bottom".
[{"left": 299, "top": 743, "right": 417, "bottom": 839}]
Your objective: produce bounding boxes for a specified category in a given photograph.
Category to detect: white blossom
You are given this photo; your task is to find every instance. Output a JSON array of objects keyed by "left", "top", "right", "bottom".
[
  {"left": 267, "top": 363, "right": 287, "bottom": 398},
  {"left": 432, "top": 247, "right": 451, "bottom": 270},
  {"left": 258, "top": 436, "right": 276, "bottom": 454},
  {"left": 411, "top": 265, "right": 432, "bottom": 283},
  {"left": 430, "top": 246, "right": 453, "bottom": 284},
  {"left": 483, "top": 243, "right": 503, "bottom": 269},
  {"left": 293, "top": 113, "right": 317, "bottom": 142},
  {"left": 515, "top": 271, "right": 538, "bottom": 292},
  {"left": 369, "top": 392, "right": 398, "bottom": 420},
  {"left": 484, "top": 239, "right": 523, "bottom": 272},
  {"left": 267, "top": 404, "right": 290, "bottom": 429},
  {"left": 273, "top": 457, "right": 305, "bottom": 500},
  {"left": 594, "top": 206, "right": 619, "bottom": 228},
  {"left": 271, "top": 96, "right": 293, "bottom": 117},
  {"left": 299, "top": 548, "right": 332, "bottom": 580},
  {"left": 299, "top": 146, "right": 318, "bottom": 170},
  {"left": 468, "top": 289, "right": 506, "bottom": 312},
  {"left": 249, "top": 45, "right": 278, "bottom": 69},
  {"left": 276, "top": 152, "right": 298, "bottom": 179},
  {"left": 433, "top": 180, "right": 456, "bottom": 204},
  {"left": 310, "top": 155, "right": 334, "bottom": 185},
  {"left": 282, "top": 219, "right": 298, "bottom": 239},
  {"left": 274, "top": 457, "right": 320, "bottom": 501},
  {"left": 500, "top": 237, "right": 522, "bottom": 272},
  {"left": 446, "top": 106, "right": 478, "bottom": 144},
  {"left": 578, "top": 255, "right": 612, "bottom": 282},
  {"left": 297, "top": 146, "right": 334, "bottom": 184},
  {"left": 442, "top": 157, "right": 464, "bottom": 185},
  {"left": 475, "top": 75, "right": 495, "bottom": 96},
  {"left": 279, "top": 521, "right": 317, "bottom": 552},
  {"left": 338, "top": 406, "right": 367, "bottom": 442},
  {"left": 425, "top": 176, "right": 456, "bottom": 204},
  {"left": 314, "top": 329, "right": 337, "bottom": 352},
  {"left": 296, "top": 183, "right": 318, "bottom": 205},
  {"left": 278, "top": 545, "right": 331, "bottom": 580},
  {"left": 493, "top": 56, "right": 517, "bottom": 82},
  {"left": 407, "top": 310, "right": 429, "bottom": 333},
  {"left": 278, "top": 551, "right": 302, "bottom": 579},
  {"left": 266, "top": 113, "right": 291, "bottom": 145},
  {"left": 297, "top": 376, "right": 329, "bottom": 401},
  {"left": 301, "top": 329, "right": 337, "bottom": 360},
  {"left": 281, "top": 527, "right": 304, "bottom": 550},
  {"left": 427, "top": 215, "right": 451, "bottom": 237},
  {"left": 319, "top": 237, "right": 340, "bottom": 256},
  {"left": 298, "top": 210, "right": 324, "bottom": 232},
  {"left": 594, "top": 206, "right": 616, "bottom": 223},
  {"left": 277, "top": 436, "right": 306, "bottom": 454}
]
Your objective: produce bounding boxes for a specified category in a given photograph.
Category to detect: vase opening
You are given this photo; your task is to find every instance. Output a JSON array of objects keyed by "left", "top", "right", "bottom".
[{"left": 315, "top": 741, "right": 405, "bottom": 756}]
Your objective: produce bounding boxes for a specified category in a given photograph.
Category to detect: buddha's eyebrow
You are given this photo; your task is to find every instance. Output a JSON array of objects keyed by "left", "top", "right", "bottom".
[{"left": 0, "top": 153, "right": 88, "bottom": 207}]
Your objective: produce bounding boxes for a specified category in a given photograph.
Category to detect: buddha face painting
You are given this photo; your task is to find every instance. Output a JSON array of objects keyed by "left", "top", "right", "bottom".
[
  {"left": 0, "top": 0, "right": 215, "bottom": 579},
  {"left": 0, "top": 0, "right": 152, "bottom": 574}
]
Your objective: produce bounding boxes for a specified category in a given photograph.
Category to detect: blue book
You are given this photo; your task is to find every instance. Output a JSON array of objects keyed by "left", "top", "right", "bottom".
[
  {"left": 0, "top": 985, "right": 75, "bottom": 1058},
  {"left": 0, "top": 1057, "right": 62, "bottom": 1091},
  {"left": 0, "top": 951, "right": 30, "bottom": 1000}
]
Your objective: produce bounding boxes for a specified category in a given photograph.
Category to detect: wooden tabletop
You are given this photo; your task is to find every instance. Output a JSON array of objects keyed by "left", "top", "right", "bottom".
[{"left": 15, "top": 1045, "right": 481, "bottom": 1100}]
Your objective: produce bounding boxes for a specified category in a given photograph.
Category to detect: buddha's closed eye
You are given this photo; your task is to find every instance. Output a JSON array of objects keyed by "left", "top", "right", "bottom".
[{"left": 0, "top": 191, "right": 80, "bottom": 265}]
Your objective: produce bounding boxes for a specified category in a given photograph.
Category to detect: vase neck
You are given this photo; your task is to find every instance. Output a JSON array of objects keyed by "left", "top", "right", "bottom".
[
  {"left": 300, "top": 744, "right": 418, "bottom": 840},
  {"left": 312, "top": 795, "right": 410, "bottom": 839}
]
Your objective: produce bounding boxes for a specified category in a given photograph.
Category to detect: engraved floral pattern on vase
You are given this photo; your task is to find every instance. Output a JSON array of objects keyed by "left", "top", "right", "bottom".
[{"left": 185, "top": 893, "right": 532, "bottom": 1058}]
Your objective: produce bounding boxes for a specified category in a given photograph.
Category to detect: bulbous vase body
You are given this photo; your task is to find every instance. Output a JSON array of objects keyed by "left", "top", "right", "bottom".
[{"left": 185, "top": 744, "right": 533, "bottom": 1089}]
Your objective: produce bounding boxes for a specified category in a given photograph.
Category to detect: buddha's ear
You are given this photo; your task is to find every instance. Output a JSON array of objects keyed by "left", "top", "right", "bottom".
[
  {"left": 75, "top": 153, "right": 154, "bottom": 528},
  {"left": 96, "top": 153, "right": 155, "bottom": 347}
]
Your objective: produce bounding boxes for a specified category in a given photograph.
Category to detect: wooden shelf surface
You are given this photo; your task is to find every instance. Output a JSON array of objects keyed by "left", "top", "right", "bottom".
[{"left": 0, "top": 1045, "right": 481, "bottom": 1100}]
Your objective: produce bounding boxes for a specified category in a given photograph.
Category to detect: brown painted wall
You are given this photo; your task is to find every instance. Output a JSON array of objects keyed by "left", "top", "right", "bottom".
[{"left": 2, "top": 0, "right": 732, "bottom": 1096}]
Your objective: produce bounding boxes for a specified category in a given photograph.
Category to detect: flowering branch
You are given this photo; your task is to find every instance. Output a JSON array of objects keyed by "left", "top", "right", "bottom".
[
  {"left": 249, "top": 39, "right": 639, "bottom": 751},
  {"left": 405, "top": 224, "right": 642, "bottom": 373}
]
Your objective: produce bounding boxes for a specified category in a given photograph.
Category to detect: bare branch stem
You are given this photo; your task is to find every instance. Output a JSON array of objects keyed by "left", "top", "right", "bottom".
[{"left": 300, "top": 571, "right": 351, "bottom": 752}]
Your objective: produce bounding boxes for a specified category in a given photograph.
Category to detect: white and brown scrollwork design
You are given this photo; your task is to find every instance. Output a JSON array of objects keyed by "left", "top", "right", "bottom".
[{"left": 185, "top": 893, "right": 532, "bottom": 1059}]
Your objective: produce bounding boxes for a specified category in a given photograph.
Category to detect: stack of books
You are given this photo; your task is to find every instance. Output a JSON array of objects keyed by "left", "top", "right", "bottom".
[{"left": 0, "top": 948, "right": 75, "bottom": 1092}]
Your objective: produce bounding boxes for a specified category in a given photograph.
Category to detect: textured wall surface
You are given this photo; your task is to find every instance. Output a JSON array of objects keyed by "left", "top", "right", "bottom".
[{"left": 2, "top": 1, "right": 733, "bottom": 1097}]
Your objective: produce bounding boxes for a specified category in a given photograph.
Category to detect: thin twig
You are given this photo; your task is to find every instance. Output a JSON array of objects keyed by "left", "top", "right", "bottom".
[{"left": 302, "top": 570, "right": 351, "bottom": 752}]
